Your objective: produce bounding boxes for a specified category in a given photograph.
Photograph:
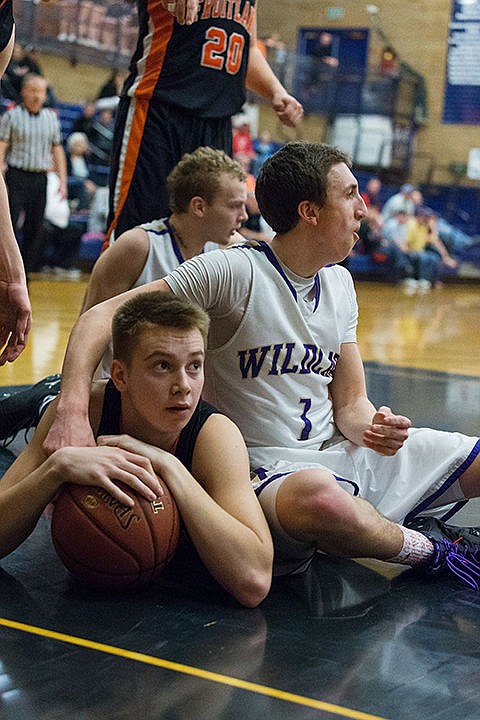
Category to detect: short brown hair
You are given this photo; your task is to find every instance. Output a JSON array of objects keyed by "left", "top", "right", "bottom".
[
  {"left": 166, "top": 146, "right": 247, "bottom": 213},
  {"left": 255, "top": 142, "right": 351, "bottom": 234},
  {"left": 112, "top": 291, "right": 210, "bottom": 364}
]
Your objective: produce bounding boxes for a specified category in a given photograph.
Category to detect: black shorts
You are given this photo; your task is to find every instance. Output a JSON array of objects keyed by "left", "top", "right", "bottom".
[{"left": 106, "top": 96, "right": 233, "bottom": 242}]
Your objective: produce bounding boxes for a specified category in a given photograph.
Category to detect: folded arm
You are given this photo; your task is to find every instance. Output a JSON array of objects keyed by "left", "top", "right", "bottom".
[
  {"left": 0, "top": 399, "right": 162, "bottom": 559},
  {"left": 99, "top": 414, "right": 273, "bottom": 607}
]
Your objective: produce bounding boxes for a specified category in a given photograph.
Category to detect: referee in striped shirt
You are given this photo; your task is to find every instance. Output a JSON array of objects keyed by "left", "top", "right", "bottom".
[{"left": 0, "top": 73, "right": 67, "bottom": 273}]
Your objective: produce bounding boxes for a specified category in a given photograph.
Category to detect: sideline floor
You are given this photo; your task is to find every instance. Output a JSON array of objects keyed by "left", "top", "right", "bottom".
[{"left": 1, "top": 280, "right": 480, "bottom": 719}]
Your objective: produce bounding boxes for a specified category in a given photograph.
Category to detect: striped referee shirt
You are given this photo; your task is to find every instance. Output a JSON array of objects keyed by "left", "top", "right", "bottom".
[{"left": 0, "top": 104, "right": 62, "bottom": 172}]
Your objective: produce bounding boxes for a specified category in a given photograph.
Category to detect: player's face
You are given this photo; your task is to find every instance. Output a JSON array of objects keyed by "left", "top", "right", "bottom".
[
  {"left": 316, "top": 163, "right": 367, "bottom": 262},
  {"left": 203, "top": 175, "right": 248, "bottom": 244},
  {"left": 115, "top": 325, "right": 205, "bottom": 448}
]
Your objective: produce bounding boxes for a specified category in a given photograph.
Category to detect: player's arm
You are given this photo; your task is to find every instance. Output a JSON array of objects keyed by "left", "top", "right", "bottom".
[
  {"left": 43, "top": 278, "right": 173, "bottom": 453},
  {"left": 0, "top": 396, "right": 162, "bottom": 559},
  {"left": 246, "top": 16, "right": 303, "bottom": 128},
  {"left": 98, "top": 415, "right": 273, "bottom": 607},
  {"left": 0, "top": 121, "right": 31, "bottom": 363},
  {"left": 80, "top": 227, "right": 150, "bottom": 313},
  {"left": 330, "top": 342, "right": 411, "bottom": 456}
]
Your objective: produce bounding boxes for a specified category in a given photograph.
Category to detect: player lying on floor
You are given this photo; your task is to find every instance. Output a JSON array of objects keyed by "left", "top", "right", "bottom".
[
  {"left": 43, "top": 141, "right": 480, "bottom": 591},
  {"left": 0, "top": 292, "right": 273, "bottom": 607}
]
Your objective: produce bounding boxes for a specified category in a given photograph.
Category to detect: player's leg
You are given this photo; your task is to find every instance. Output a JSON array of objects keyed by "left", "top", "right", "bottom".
[{"left": 274, "top": 468, "right": 404, "bottom": 559}]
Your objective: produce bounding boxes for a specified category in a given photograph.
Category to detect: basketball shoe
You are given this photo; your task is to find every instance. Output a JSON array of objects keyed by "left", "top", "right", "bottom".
[
  {"left": 0, "top": 374, "right": 61, "bottom": 445},
  {"left": 406, "top": 516, "right": 480, "bottom": 590}
]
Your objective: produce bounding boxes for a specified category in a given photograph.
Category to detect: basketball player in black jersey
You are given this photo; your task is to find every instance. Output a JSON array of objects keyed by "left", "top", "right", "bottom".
[
  {"left": 105, "top": 0, "right": 303, "bottom": 245},
  {"left": 0, "top": 292, "right": 273, "bottom": 606}
]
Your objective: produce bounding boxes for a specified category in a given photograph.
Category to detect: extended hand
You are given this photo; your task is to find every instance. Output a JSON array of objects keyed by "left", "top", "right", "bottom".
[
  {"left": 363, "top": 405, "right": 411, "bottom": 456},
  {"left": 271, "top": 92, "right": 304, "bottom": 127},
  {"left": 161, "top": 0, "right": 199, "bottom": 25},
  {"left": 0, "top": 281, "right": 31, "bottom": 364}
]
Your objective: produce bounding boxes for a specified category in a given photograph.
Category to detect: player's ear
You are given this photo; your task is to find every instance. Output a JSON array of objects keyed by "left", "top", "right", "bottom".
[
  {"left": 297, "top": 199, "right": 319, "bottom": 226},
  {"left": 190, "top": 195, "right": 207, "bottom": 217},
  {"left": 110, "top": 359, "right": 128, "bottom": 392}
]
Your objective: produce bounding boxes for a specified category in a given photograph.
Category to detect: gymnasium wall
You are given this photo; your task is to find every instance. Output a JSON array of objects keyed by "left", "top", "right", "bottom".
[{"left": 28, "top": 1, "right": 480, "bottom": 189}]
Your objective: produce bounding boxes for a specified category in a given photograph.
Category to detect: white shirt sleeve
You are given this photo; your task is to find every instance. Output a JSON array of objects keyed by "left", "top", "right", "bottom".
[{"left": 164, "top": 247, "right": 253, "bottom": 349}]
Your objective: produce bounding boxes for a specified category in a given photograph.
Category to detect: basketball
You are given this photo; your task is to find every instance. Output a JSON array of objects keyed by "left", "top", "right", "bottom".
[{"left": 51, "top": 477, "right": 180, "bottom": 590}]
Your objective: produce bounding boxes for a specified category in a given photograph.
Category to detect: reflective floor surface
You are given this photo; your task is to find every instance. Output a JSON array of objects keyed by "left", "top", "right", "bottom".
[{"left": 1, "top": 280, "right": 480, "bottom": 719}]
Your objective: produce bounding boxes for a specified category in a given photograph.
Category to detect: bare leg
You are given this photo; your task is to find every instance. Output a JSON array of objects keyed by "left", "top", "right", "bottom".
[{"left": 275, "top": 468, "right": 404, "bottom": 560}]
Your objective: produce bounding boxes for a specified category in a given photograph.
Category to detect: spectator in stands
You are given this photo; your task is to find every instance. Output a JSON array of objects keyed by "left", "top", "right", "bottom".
[
  {"left": 235, "top": 153, "right": 274, "bottom": 243},
  {"left": 382, "top": 183, "right": 416, "bottom": 221},
  {"left": 66, "top": 131, "right": 97, "bottom": 212},
  {"left": 0, "top": 73, "right": 67, "bottom": 274},
  {"left": 251, "top": 130, "right": 276, "bottom": 178},
  {"left": 1, "top": 42, "right": 56, "bottom": 107},
  {"left": 403, "top": 206, "right": 457, "bottom": 291},
  {"left": 71, "top": 98, "right": 97, "bottom": 136},
  {"left": 96, "top": 68, "right": 128, "bottom": 112},
  {"left": 232, "top": 115, "right": 256, "bottom": 172},
  {"left": 361, "top": 177, "right": 382, "bottom": 209}
]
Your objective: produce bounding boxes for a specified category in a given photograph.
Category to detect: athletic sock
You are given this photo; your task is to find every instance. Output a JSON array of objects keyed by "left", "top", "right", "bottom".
[{"left": 387, "top": 525, "right": 435, "bottom": 566}]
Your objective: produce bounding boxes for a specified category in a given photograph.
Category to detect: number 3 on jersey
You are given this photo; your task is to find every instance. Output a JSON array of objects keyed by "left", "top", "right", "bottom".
[{"left": 201, "top": 27, "right": 245, "bottom": 75}]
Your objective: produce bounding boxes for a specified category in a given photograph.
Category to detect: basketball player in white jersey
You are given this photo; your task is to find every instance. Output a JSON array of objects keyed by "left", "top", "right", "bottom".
[
  {"left": 45, "top": 142, "right": 480, "bottom": 590},
  {"left": 80, "top": 146, "right": 248, "bottom": 377}
]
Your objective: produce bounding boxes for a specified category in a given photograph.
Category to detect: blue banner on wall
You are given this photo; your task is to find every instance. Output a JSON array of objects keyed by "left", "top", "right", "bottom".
[{"left": 443, "top": 0, "right": 480, "bottom": 124}]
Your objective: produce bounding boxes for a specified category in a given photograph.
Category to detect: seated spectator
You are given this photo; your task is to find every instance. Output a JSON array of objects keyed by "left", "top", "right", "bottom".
[
  {"left": 232, "top": 114, "right": 255, "bottom": 172},
  {"left": 361, "top": 177, "right": 382, "bottom": 209},
  {"left": 96, "top": 68, "right": 128, "bottom": 112},
  {"left": 399, "top": 207, "right": 458, "bottom": 292},
  {"left": 382, "top": 183, "right": 416, "bottom": 221},
  {"left": 251, "top": 130, "right": 276, "bottom": 178},
  {"left": 71, "top": 98, "right": 97, "bottom": 136},
  {"left": 66, "top": 131, "right": 97, "bottom": 212},
  {"left": 235, "top": 154, "right": 274, "bottom": 243},
  {"left": 383, "top": 206, "right": 457, "bottom": 294}
]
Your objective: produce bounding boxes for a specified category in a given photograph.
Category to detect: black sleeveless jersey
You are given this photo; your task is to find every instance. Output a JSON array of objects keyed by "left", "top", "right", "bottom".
[
  {"left": 125, "top": 0, "right": 256, "bottom": 118},
  {"left": 97, "top": 380, "right": 219, "bottom": 471},
  {"left": 0, "top": 0, "right": 14, "bottom": 52}
]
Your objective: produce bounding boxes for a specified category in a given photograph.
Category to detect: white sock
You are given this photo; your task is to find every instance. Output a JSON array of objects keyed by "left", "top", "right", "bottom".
[{"left": 387, "top": 525, "right": 434, "bottom": 566}]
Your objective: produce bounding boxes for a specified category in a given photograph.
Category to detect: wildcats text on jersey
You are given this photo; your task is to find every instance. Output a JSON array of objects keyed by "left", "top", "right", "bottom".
[
  {"left": 238, "top": 344, "right": 340, "bottom": 379},
  {"left": 200, "top": 0, "right": 256, "bottom": 33}
]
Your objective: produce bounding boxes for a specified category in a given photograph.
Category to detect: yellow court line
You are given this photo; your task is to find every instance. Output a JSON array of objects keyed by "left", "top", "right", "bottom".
[{"left": 0, "top": 617, "right": 389, "bottom": 720}]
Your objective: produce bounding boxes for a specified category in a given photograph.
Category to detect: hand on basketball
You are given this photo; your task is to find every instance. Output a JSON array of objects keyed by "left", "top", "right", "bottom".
[
  {"left": 98, "top": 434, "right": 179, "bottom": 479},
  {"left": 271, "top": 92, "right": 304, "bottom": 128},
  {"left": 362, "top": 405, "right": 411, "bottom": 456},
  {"left": 49, "top": 445, "right": 163, "bottom": 506},
  {"left": 161, "top": 0, "right": 199, "bottom": 25},
  {"left": 0, "top": 280, "right": 31, "bottom": 364}
]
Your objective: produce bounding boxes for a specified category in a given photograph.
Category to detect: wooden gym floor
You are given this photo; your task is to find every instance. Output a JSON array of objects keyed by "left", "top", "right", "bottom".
[{"left": 1, "top": 276, "right": 480, "bottom": 720}]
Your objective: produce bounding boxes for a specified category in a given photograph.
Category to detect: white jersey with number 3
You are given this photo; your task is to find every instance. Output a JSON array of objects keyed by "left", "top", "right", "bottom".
[{"left": 165, "top": 242, "right": 358, "bottom": 464}]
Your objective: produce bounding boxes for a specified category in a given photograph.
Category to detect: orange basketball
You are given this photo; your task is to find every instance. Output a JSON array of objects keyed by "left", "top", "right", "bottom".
[{"left": 51, "top": 477, "right": 180, "bottom": 590}]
